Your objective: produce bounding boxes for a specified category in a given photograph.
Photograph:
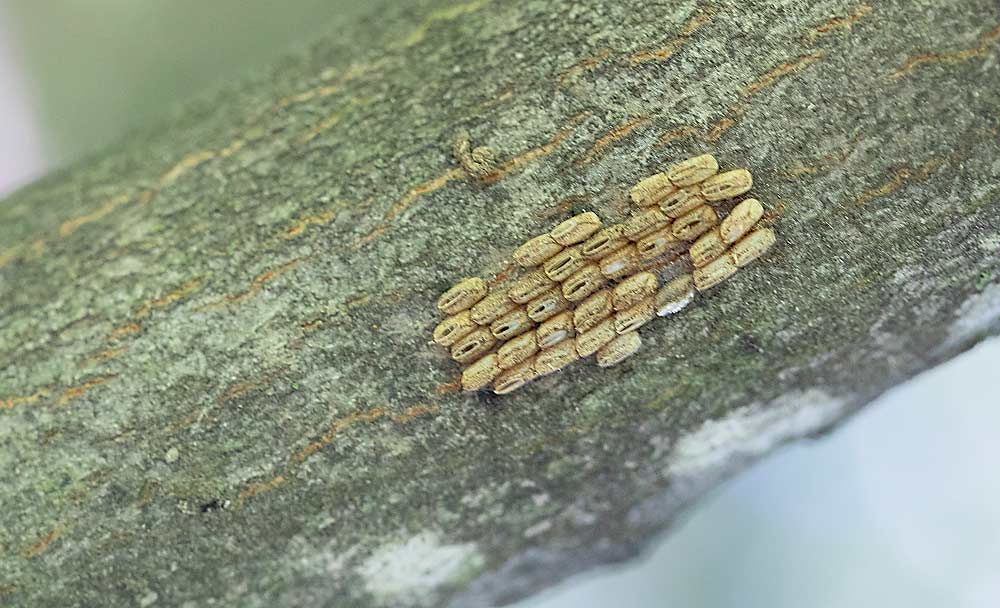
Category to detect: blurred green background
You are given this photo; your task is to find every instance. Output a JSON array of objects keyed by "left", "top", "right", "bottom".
[{"left": 2, "top": 0, "right": 373, "bottom": 165}]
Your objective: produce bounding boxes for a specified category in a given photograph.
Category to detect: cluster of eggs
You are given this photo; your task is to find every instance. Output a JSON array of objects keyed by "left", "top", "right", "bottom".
[{"left": 432, "top": 154, "right": 776, "bottom": 394}]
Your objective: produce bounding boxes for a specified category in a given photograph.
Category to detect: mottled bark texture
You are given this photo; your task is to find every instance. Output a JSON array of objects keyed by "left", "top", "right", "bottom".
[{"left": 2, "top": 1, "right": 999, "bottom": 606}]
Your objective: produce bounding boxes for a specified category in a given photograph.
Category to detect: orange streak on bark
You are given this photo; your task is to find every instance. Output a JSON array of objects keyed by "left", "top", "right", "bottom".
[
  {"left": 891, "top": 24, "right": 1000, "bottom": 79},
  {"left": 435, "top": 378, "right": 463, "bottom": 395},
  {"left": 558, "top": 48, "right": 612, "bottom": 86},
  {"left": 21, "top": 526, "right": 63, "bottom": 559},
  {"left": 289, "top": 407, "right": 386, "bottom": 465},
  {"left": 235, "top": 475, "right": 287, "bottom": 506},
  {"left": 392, "top": 403, "right": 441, "bottom": 424},
  {"left": 742, "top": 52, "right": 826, "bottom": 97},
  {"left": 853, "top": 160, "right": 944, "bottom": 206},
  {"left": 83, "top": 346, "right": 128, "bottom": 366},
  {"left": 480, "top": 111, "right": 592, "bottom": 184},
  {"left": 58, "top": 194, "right": 131, "bottom": 237},
  {"left": 575, "top": 117, "right": 652, "bottom": 166},
  {"left": 56, "top": 376, "right": 116, "bottom": 406},
  {"left": 810, "top": 4, "right": 873, "bottom": 38},
  {"left": 630, "top": 8, "right": 716, "bottom": 64},
  {"left": 108, "top": 322, "right": 142, "bottom": 340},
  {"left": 134, "top": 277, "right": 204, "bottom": 319},
  {"left": 0, "top": 388, "right": 51, "bottom": 411}
]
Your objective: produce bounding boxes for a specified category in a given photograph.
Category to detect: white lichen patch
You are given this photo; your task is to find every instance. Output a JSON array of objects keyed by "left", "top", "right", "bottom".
[
  {"left": 977, "top": 234, "right": 1000, "bottom": 253},
  {"left": 889, "top": 263, "right": 922, "bottom": 287},
  {"left": 942, "top": 282, "right": 1000, "bottom": 351},
  {"left": 523, "top": 519, "right": 553, "bottom": 539},
  {"left": 360, "top": 531, "right": 483, "bottom": 604},
  {"left": 667, "top": 388, "right": 849, "bottom": 482},
  {"left": 164, "top": 447, "right": 180, "bottom": 464},
  {"left": 290, "top": 536, "right": 358, "bottom": 579},
  {"left": 628, "top": 389, "right": 852, "bottom": 530}
]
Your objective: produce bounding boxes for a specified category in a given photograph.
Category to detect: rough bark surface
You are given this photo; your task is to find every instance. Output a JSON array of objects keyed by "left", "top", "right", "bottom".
[{"left": 2, "top": 1, "right": 999, "bottom": 606}]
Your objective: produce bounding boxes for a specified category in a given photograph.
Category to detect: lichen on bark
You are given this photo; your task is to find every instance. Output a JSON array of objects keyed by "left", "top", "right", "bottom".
[{"left": 2, "top": 0, "right": 999, "bottom": 606}]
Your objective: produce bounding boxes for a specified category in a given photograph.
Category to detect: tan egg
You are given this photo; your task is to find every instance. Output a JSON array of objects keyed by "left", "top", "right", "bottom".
[
  {"left": 491, "top": 307, "right": 534, "bottom": 341},
  {"left": 693, "top": 254, "right": 737, "bottom": 291},
  {"left": 659, "top": 185, "right": 705, "bottom": 219},
  {"left": 614, "top": 298, "right": 655, "bottom": 334},
  {"left": 689, "top": 228, "right": 727, "bottom": 268},
  {"left": 575, "top": 316, "right": 617, "bottom": 358},
  {"left": 599, "top": 244, "right": 640, "bottom": 280},
  {"left": 525, "top": 285, "right": 569, "bottom": 323},
  {"left": 534, "top": 339, "right": 580, "bottom": 376},
  {"left": 612, "top": 272, "right": 658, "bottom": 312},
  {"left": 462, "top": 354, "right": 501, "bottom": 391},
  {"left": 470, "top": 290, "right": 518, "bottom": 325},
  {"left": 666, "top": 154, "right": 719, "bottom": 187},
  {"left": 536, "top": 311, "right": 575, "bottom": 349},
  {"left": 451, "top": 327, "right": 496, "bottom": 364},
  {"left": 573, "top": 289, "right": 613, "bottom": 334},
  {"left": 654, "top": 274, "right": 695, "bottom": 316},
  {"left": 432, "top": 310, "right": 478, "bottom": 347},
  {"left": 543, "top": 245, "right": 586, "bottom": 282},
  {"left": 636, "top": 226, "right": 683, "bottom": 260},
  {"left": 720, "top": 198, "right": 764, "bottom": 244},
  {"left": 581, "top": 224, "right": 628, "bottom": 259},
  {"left": 497, "top": 331, "right": 539, "bottom": 369},
  {"left": 509, "top": 269, "right": 555, "bottom": 304},
  {"left": 513, "top": 234, "right": 563, "bottom": 268},
  {"left": 493, "top": 357, "right": 539, "bottom": 394},
  {"left": 731, "top": 228, "right": 777, "bottom": 267},
  {"left": 562, "top": 263, "right": 607, "bottom": 303},
  {"left": 700, "top": 168, "right": 753, "bottom": 202},
  {"left": 550, "top": 212, "right": 602, "bottom": 245},
  {"left": 630, "top": 172, "right": 676, "bottom": 207},
  {"left": 671, "top": 205, "right": 718, "bottom": 241},
  {"left": 596, "top": 331, "right": 642, "bottom": 367},
  {"left": 437, "top": 277, "right": 487, "bottom": 315},
  {"left": 622, "top": 208, "right": 670, "bottom": 241}
]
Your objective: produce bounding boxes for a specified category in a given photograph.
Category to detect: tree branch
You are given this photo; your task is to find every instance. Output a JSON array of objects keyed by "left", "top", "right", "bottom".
[{"left": 2, "top": 0, "right": 999, "bottom": 606}]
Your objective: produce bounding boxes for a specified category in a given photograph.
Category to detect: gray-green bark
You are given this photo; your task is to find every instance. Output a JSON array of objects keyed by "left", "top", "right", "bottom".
[{"left": 2, "top": 0, "right": 999, "bottom": 606}]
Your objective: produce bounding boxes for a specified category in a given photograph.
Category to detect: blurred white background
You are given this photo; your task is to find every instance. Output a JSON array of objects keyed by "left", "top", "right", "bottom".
[
  {"left": 0, "top": 10, "right": 44, "bottom": 193},
  {"left": 1, "top": 4, "right": 998, "bottom": 606},
  {"left": 519, "top": 338, "right": 1000, "bottom": 608}
]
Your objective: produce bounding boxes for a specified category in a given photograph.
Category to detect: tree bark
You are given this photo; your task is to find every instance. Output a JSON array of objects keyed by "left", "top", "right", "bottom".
[{"left": 2, "top": 0, "right": 999, "bottom": 606}]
